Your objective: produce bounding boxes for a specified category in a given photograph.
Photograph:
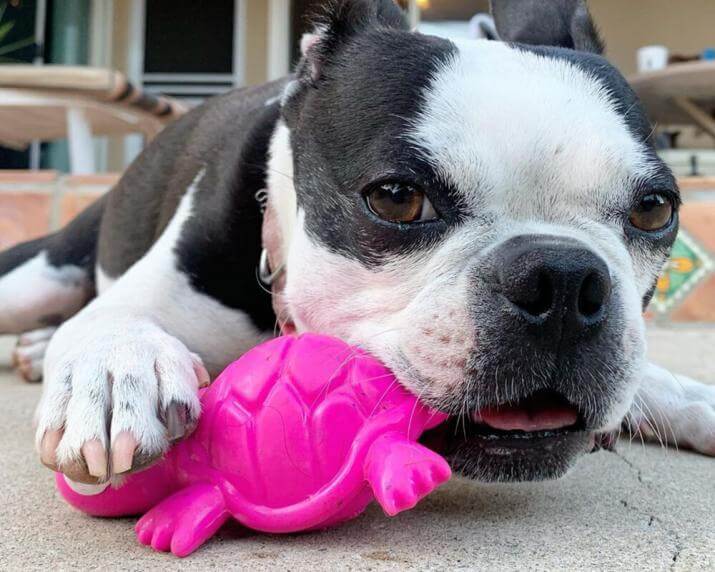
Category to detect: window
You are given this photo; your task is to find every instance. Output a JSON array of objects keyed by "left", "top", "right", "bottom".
[{"left": 140, "top": 0, "right": 243, "bottom": 104}]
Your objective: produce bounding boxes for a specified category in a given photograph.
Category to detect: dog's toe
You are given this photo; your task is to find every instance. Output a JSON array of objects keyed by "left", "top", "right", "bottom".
[{"left": 13, "top": 326, "right": 56, "bottom": 382}]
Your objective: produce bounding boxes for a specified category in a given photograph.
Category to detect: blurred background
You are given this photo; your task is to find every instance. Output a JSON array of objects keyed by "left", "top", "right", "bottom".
[{"left": 0, "top": 0, "right": 714, "bottom": 324}]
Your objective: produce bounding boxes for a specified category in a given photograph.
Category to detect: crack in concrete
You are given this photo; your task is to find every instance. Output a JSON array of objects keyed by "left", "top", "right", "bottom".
[
  {"left": 612, "top": 450, "right": 645, "bottom": 484},
  {"left": 611, "top": 450, "right": 685, "bottom": 571},
  {"left": 670, "top": 539, "right": 684, "bottom": 571}
]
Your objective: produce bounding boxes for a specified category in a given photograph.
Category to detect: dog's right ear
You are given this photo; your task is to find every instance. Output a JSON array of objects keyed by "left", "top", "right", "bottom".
[
  {"left": 490, "top": 0, "right": 603, "bottom": 54},
  {"left": 283, "top": 0, "right": 408, "bottom": 123}
]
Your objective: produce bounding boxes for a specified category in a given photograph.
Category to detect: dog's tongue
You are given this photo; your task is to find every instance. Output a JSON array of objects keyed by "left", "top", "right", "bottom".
[{"left": 474, "top": 404, "right": 578, "bottom": 432}]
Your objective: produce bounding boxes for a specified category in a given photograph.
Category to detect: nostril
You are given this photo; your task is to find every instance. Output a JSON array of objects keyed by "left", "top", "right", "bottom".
[
  {"left": 513, "top": 271, "right": 553, "bottom": 317},
  {"left": 578, "top": 271, "right": 609, "bottom": 319}
]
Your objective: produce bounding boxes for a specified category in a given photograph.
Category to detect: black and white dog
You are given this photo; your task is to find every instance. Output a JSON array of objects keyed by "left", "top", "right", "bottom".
[{"left": 1, "top": 0, "right": 713, "bottom": 485}]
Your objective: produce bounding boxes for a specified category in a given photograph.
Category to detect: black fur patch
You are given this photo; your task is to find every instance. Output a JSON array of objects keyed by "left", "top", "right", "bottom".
[
  {"left": 0, "top": 236, "right": 51, "bottom": 276},
  {"left": 286, "top": 28, "right": 458, "bottom": 265},
  {"left": 175, "top": 99, "right": 282, "bottom": 332},
  {"left": 46, "top": 196, "right": 106, "bottom": 276},
  {"left": 98, "top": 80, "right": 290, "bottom": 332}
]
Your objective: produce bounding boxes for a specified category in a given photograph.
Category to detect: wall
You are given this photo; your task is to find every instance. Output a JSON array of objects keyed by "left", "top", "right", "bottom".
[
  {"left": 419, "top": 0, "right": 489, "bottom": 21},
  {"left": 245, "top": 0, "right": 270, "bottom": 86},
  {"left": 590, "top": 0, "right": 715, "bottom": 77},
  {"left": 416, "top": 1, "right": 715, "bottom": 77},
  {"left": 0, "top": 171, "right": 119, "bottom": 252},
  {"left": 591, "top": 1, "right": 715, "bottom": 149}
]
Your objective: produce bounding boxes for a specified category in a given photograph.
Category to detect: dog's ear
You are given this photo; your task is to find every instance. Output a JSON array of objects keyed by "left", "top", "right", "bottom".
[
  {"left": 299, "top": 0, "right": 409, "bottom": 83},
  {"left": 490, "top": 0, "right": 603, "bottom": 54},
  {"left": 283, "top": 0, "right": 408, "bottom": 125}
]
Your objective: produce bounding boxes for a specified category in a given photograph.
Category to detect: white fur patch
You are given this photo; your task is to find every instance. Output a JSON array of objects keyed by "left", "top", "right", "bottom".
[
  {"left": 95, "top": 265, "right": 116, "bottom": 294},
  {"left": 266, "top": 121, "right": 297, "bottom": 266},
  {"left": 285, "top": 210, "right": 476, "bottom": 405},
  {"left": 0, "top": 252, "right": 88, "bottom": 334},
  {"left": 409, "top": 40, "right": 656, "bottom": 217}
]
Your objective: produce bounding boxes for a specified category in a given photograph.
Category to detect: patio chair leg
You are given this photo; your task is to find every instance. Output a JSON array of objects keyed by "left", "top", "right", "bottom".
[{"left": 66, "top": 107, "right": 95, "bottom": 174}]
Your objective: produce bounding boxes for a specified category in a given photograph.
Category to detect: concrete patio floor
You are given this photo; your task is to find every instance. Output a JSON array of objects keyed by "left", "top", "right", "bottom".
[{"left": 0, "top": 328, "right": 713, "bottom": 571}]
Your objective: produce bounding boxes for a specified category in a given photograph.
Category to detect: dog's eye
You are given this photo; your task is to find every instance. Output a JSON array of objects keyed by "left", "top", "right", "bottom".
[
  {"left": 365, "top": 182, "right": 437, "bottom": 224},
  {"left": 629, "top": 193, "right": 674, "bottom": 232}
]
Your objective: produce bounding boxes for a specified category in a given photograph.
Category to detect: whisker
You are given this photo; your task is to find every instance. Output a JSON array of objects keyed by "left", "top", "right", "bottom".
[
  {"left": 637, "top": 397, "right": 667, "bottom": 451},
  {"left": 634, "top": 399, "right": 662, "bottom": 451}
]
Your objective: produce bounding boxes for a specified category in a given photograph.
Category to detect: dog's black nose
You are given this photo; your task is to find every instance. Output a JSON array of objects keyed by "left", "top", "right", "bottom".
[{"left": 494, "top": 235, "right": 611, "bottom": 338}]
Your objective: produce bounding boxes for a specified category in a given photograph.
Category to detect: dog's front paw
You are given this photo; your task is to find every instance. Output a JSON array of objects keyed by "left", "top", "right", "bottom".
[
  {"left": 35, "top": 309, "right": 210, "bottom": 483},
  {"left": 633, "top": 363, "right": 715, "bottom": 456}
]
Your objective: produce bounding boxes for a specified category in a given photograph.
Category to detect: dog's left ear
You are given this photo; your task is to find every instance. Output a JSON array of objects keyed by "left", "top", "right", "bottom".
[{"left": 490, "top": 0, "right": 603, "bottom": 54}]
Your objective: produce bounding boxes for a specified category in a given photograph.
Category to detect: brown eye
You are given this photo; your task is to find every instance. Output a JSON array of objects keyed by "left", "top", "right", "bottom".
[
  {"left": 365, "top": 182, "right": 437, "bottom": 223},
  {"left": 629, "top": 193, "right": 673, "bottom": 231}
]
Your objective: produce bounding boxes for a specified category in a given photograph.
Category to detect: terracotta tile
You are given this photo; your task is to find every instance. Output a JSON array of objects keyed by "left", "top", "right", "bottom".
[
  {"left": 65, "top": 173, "right": 121, "bottom": 187},
  {"left": 59, "top": 191, "right": 105, "bottom": 227},
  {"left": 0, "top": 170, "right": 58, "bottom": 184},
  {"left": 679, "top": 202, "right": 715, "bottom": 254},
  {"left": 0, "top": 193, "right": 52, "bottom": 251},
  {"left": 670, "top": 273, "right": 715, "bottom": 323},
  {"left": 679, "top": 177, "right": 715, "bottom": 191}
]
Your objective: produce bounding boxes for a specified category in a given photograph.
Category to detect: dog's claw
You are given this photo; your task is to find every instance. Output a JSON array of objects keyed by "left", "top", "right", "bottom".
[
  {"left": 112, "top": 431, "right": 137, "bottom": 475},
  {"left": 165, "top": 403, "right": 187, "bottom": 441},
  {"left": 191, "top": 353, "right": 211, "bottom": 388},
  {"left": 39, "top": 429, "right": 63, "bottom": 469},
  {"left": 82, "top": 439, "right": 108, "bottom": 480}
]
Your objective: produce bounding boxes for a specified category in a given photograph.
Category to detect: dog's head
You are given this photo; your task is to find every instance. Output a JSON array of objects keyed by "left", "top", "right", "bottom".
[{"left": 271, "top": 0, "right": 678, "bottom": 481}]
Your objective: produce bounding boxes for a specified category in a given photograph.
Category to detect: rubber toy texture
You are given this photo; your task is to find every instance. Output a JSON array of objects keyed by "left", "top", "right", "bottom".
[{"left": 56, "top": 334, "right": 451, "bottom": 557}]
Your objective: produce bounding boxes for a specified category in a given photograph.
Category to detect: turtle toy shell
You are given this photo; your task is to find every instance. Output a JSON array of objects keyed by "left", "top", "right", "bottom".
[{"left": 56, "top": 334, "right": 450, "bottom": 557}]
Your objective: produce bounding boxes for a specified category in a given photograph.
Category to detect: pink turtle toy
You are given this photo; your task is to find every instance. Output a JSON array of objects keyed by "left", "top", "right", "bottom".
[{"left": 56, "top": 334, "right": 450, "bottom": 557}]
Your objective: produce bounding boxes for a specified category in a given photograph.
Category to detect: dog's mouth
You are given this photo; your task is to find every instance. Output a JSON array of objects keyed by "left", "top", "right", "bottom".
[
  {"left": 420, "top": 389, "right": 608, "bottom": 482},
  {"left": 471, "top": 389, "right": 582, "bottom": 434}
]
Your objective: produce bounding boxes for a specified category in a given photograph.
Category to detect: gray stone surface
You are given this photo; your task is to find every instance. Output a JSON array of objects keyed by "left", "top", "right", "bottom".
[{"left": 0, "top": 328, "right": 713, "bottom": 571}]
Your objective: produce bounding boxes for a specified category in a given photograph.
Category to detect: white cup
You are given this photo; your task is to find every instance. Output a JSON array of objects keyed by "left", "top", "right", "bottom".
[{"left": 637, "top": 45, "right": 669, "bottom": 72}]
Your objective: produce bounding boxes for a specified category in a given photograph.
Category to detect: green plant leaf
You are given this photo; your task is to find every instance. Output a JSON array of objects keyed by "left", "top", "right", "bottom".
[
  {"left": 0, "top": 35, "right": 34, "bottom": 56},
  {"left": 0, "top": 20, "right": 15, "bottom": 42}
]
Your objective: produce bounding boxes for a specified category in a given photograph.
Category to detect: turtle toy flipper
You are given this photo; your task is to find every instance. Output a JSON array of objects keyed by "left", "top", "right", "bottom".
[
  {"left": 56, "top": 334, "right": 451, "bottom": 557},
  {"left": 365, "top": 432, "right": 451, "bottom": 517}
]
